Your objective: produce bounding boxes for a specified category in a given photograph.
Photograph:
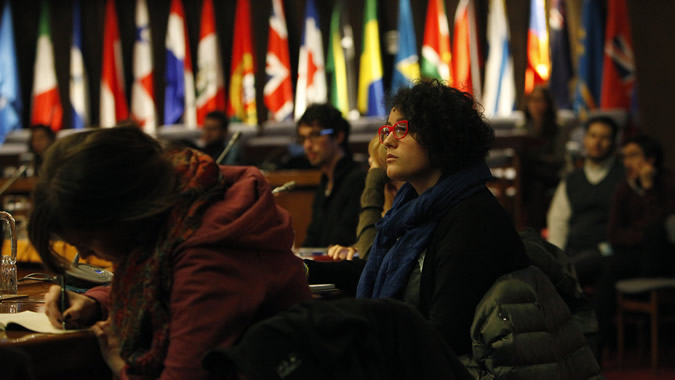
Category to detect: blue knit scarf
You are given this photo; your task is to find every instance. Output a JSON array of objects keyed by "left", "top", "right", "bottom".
[{"left": 356, "top": 162, "right": 493, "bottom": 299}]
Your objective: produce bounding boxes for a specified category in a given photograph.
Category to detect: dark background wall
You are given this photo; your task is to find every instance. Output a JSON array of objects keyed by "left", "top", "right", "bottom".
[{"left": 2, "top": 0, "right": 673, "bottom": 168}]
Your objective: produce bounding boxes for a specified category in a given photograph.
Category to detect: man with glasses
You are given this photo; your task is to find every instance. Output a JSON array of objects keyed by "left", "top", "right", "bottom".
[{"left": 297, "top": 104, "right": 366, "bottom": 248}]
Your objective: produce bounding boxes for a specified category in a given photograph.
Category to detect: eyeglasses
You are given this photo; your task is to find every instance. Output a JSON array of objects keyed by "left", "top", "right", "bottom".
[
  {"left": 296, "top": 128, "right": 334, "bottom": 145},
  {"left": 378, "top": 120, "right": 409, "bottom": 143}
]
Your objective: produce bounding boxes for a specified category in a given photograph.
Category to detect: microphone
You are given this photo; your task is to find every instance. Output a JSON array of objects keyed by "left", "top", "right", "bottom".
[
  {"left": 216, "top": 131, "right": 243, "bottom": 165},
  {"left": 271, "top": 181, "right": 296, "bottom": 195},
  {"left": 0, "top": 164, "right": 28, "bottom": 198}
]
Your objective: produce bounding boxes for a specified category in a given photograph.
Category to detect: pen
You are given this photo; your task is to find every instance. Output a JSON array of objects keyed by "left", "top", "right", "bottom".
[{"left": 60, "top": 275, "right": 67, "bottom": 330}]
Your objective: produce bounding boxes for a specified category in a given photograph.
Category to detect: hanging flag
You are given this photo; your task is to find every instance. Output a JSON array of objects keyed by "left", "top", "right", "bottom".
[
  {"left": 391, "top": 0, "right": 420, "bottom": 94},
  {"left": 0, "top": 1, "right": 22, "bottom": 142},
  {"left": 227, "top": 0, "right": 257, "bottom": 125},
  {"left": 100, "top": 0, "right": 128, "bottom": 128},
  {"left": 131, "top": 0, "right": 156, "bottom": 133},
  {"left": 357, "top": 0, "right": 385, "bottom": 117},
  {"left": 482, "top": 0, "right": 515, "bottom": 118},
  {"left": 70, "top": 0, "right": 88, "bottom": 130},
  {"left": 294, "top": 0, "right": 327, "bottom": 120},
  {"left": 31, "top": 1, "right": 63, "bottom": 131},
  {"left": 165, "top": 0, "right": 196, "bottom": 127},
  {"left": 196, "top": 0, "right": 226, "bottom": 125},
  {"left": 326, "top": 0, "right": 357, "bottom": 119},
  {"left": 573, "top": 0, "right": 605, "bottom": 117},
  {"left": 548, "top": 0, "right": 573, "bottom": 109},
  {"left": 452, "top": 0, "right": 482, "bottom": 98},
  {"left": 600, "top": 0, "right": 635, "bottom": 109},
  {"left": 264, "top": 0, "right": 293, "bottom": 122},
  {"left": 524, "top": 0, "right": 550, "bottom": 94},
  {"left": 420, "top": 0, "right": 451, "bottom": 83}
]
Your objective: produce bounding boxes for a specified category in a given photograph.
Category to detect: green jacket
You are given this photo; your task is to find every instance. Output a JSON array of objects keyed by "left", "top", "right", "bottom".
[{"left": 461, "top": 265, "right": 602, "bottom": 379}]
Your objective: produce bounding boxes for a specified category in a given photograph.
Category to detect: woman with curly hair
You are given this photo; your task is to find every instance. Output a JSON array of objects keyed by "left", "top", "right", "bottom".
[{"left": 306, "top": 79, "right": 530, "bottom": 356}]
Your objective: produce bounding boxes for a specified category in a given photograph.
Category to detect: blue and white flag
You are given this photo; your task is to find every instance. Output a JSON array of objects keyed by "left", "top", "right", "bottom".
[
  {"left": 574, "top": 0, "right": 605, "bottom": 117},
  {"left": 70, "top": 0, "right": 88, "bottom": 129},
  {"left": 391, "top": 0, "right": 420, "bottom": 95},
  {"left": 165, "top": 0, "right": 196, "bottom": 127},
  {"left": 482, "top": 0, "right": 515, "bottom": 117},
  {"left": 0, "top": 2, "right": 22, "bottom": 142}
]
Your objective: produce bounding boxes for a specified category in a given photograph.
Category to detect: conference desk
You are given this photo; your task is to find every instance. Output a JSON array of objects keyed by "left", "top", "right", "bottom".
[{"left": 0, "top": 267, "right": 109, "bottom": 379}]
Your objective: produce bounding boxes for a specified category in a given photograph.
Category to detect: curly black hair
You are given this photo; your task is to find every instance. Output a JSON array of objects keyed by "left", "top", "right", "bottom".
[{"left": 389, "top": 79, "right": 494, "bottom": 174}]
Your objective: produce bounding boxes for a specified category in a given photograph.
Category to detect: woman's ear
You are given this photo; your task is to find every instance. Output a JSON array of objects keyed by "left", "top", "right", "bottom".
[{"left": 334, "top": 130, "right": 345, "bottom": 145}]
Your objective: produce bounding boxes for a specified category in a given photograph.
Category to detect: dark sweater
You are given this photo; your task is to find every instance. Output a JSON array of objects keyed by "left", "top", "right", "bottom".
[
  {"left": 302, "top": 156, "right": 366, "bottom": 247},
  {"left": 565, "top": 160, "right": 624, "bottom": 253},
  {"left": 307, "top": 188, "right": 530, "bottom": 355}
]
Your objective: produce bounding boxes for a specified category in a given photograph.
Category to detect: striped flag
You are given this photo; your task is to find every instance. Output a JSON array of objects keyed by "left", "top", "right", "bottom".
[
  {"left": 574, "top": 0, "right": 605, "bottom": 116},
  {"left": 600, "top": 0, "right": 635, "bottom": 109},
  {"left": 357, "top": 0, "right": 385, "bottom": 117},
  {"left": 549, "top": 0, "right": 573, "bottom": 109},
  {"left": 70, "top": 0, "right": 88, "bottom": 130},
  {"left": 0, "top": 1, "right": 22, "bottom": 141},
  {"left": 31, "top": 1, "right": 63, "bottom": 131},
  {"left": 326, "top": 0, "right": 357, "bottom": 119},
  {"left": 452, "top": 0, "right": 482, "bottom": 98},
  {"left": 100, "top": 0, "right": 128, "bottom": 128},
  {"left": 524, "top": 0, "right": 550, "bottom": 94},
  {"left": 264, "top": 0, "right": 294, "bottom": 122},
  {"left": 165, "top": 0, "right": 196, "bottom": 128},
  {"left": 482, "top": 0, "right": 515, "bottom": 117},
  {"left": 227, "top": 0, "right": 257, "bottom": 125},
  {"left": 421, "top": 0, "right": 451, "bottom": 83},
  {"left": 294, "top": 0, "right": 326, "bottom": 120},
  {"left": 391, "top": 0, "right": 420, "bottom": 94},
  {"left": 131, "top": 0, "right": 156, "bottom": 133},
  {"left": 196, "top": 0, "right": 226, "bottom": 125}
]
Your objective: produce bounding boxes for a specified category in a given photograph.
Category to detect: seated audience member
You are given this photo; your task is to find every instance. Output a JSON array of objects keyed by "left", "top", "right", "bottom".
[
  {"left": 546, "top": 116, "right": 624, "bottom": 285},
  {"left": 29, "top": 126, "right": 311, "bottom": 379},
  {"left": 595, "top": 134, "right": 675, "bottom": 351},
  {"left": 520, "top": 85, "right": 567, "bottom": 231},
  {"left": 28, "top": 124, "right": 56, "bottom": 174},
  {"left": 297, "top": 104, "right": 366, "bottom": 247},
  {"left": 201, "top": 110, "right": 242, "bottom": 165},
  {"left": 327, "top": 136, "right": 402, "bottom": 261},
  {"left": 306, "top": 80, "right": 531, "bottom": 356}
]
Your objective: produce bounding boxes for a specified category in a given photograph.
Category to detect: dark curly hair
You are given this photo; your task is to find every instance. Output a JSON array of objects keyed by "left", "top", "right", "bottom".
[{"left": 389, "top": 79, "right": 494, "bottom": 174}]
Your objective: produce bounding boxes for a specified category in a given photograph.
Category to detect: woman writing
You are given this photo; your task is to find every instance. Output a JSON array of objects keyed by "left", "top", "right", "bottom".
[
  {"left": 307, "top": 80, "right": 530, "bottom": 355},
  {"left": 30, "top": 126, "right": 311, "bottom": 379}
]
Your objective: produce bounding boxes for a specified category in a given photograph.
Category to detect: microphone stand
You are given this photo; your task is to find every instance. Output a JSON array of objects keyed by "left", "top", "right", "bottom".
[
  {"left": 216, "top": 131, "right": 243, "bottom": 165},
  {"left": 0, "top": 165, "right": 28, "bottom": 198}
]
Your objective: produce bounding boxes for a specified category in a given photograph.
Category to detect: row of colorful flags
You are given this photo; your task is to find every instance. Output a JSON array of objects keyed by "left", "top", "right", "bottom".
[{"left": 0, "top": 0, "right": 637, "bottom": 143}]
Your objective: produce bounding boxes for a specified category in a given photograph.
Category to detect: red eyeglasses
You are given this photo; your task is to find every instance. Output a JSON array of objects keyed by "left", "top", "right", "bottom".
[{"left": 378, "top": 120, "right": 409, "bottom": 143}]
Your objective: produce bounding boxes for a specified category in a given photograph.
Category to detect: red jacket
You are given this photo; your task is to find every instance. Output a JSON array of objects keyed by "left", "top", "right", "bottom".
[{"left": 87, "top": 166, "right": 311, "bottom": 379}]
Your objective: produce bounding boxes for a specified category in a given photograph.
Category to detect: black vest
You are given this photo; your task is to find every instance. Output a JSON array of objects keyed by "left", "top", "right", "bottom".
[{"left": 566, "top": 161, "right": 624, "bottom": 253}]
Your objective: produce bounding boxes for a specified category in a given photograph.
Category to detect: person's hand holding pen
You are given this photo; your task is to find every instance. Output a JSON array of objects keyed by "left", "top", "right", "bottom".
[{"left": 44, "top": 284, "right": 100, "bottom": 329}]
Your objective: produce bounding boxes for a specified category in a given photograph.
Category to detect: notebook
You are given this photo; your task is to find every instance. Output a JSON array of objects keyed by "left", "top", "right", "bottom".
[{"left": 0, "top": 311, "right": 83, "bottom": 334}]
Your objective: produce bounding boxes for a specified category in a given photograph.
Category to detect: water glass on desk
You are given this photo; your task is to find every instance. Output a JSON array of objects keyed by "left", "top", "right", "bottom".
[{"left": 0, "top": 211, "right": 18, "bottom": 294}]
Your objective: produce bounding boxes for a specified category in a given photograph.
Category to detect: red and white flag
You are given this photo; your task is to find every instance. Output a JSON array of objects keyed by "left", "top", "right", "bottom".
[
  {"left": 131, "top": 0, "right": 156, "bottom": 133},
  {"left": 196, "top": 0, "right": 226, "bottom": 125},
  {"left": 100, "top": 0, "right": 128, "bottom": 127},
  {"left": 452, "top": 0, "right": 482, "bottom": 99},
  {"left": 264, "top": 0, "right": 293, "bottom": 121},
  {"left": 31, "top": 1, "right": 63, "bottom": 131}
]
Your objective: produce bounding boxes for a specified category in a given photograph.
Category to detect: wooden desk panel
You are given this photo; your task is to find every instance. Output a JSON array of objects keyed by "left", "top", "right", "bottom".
[{"left": 265, "top": 170, "right": 321, "bottom": 248}]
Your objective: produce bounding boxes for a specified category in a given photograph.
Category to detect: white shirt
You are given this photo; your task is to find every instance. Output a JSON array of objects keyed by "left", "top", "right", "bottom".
[{"left": 546, "top": 157, "right": 617, "bottom": 250}]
